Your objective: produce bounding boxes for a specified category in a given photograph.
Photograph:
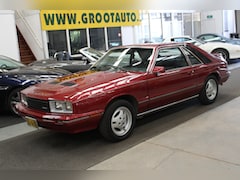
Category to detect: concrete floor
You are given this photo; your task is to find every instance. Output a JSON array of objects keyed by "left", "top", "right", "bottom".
[{"left": 89, "top": 95, "right": 240, "bottom": 179}]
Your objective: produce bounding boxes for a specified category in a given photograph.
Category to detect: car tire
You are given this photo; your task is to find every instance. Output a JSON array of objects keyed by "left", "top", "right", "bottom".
[
  {"left": 7, "top": 87, "right": 23, "bottom": 115},
  {"left": 212, "top": 49, "right": 229, "bottom": 63},
  {"left": 199, "top": 76, "right": 218, "bottom": 105},
  {"left": 99, "top": 100, "right": 136, "bottom": 142}
]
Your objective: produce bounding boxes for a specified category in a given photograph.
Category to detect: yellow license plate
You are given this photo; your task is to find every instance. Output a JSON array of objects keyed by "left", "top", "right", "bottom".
[{"left": 25, "top": 116, "right": 39, "bottom": 129}]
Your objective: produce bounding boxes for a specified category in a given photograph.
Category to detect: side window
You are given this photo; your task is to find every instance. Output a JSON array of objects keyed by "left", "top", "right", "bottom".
[
  {"left": 181, "top": 47, "right": 202, "bottom": 65},
  {"left": 155, "top": 47, "right": 188, "bottom": 70},
  {"left": 0, "top": 59, "right": 18, "bottom": 69},
  {"left": 118, "top": 48, "right": 153, "bottom": 72}
]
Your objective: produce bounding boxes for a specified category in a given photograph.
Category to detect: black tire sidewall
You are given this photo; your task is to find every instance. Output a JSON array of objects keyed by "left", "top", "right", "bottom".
[
  {"left": 212, "top": 49, "right": 229, "bottom": 61},
  {"left": 99, "top": 100, "right": 136, "bottom": 142},
  {"left": 7, "top": 87, "right": 23, "bottom": 115}
]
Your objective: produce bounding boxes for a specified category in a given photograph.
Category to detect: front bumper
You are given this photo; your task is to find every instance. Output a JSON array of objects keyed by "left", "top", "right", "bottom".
[{"left": 16, "top": 103, "right": 103, "bottom": 134}]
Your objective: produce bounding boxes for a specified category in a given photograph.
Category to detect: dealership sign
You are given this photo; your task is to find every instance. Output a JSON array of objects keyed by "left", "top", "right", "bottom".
[{"left": 40, "top": 10, "right": 141, "bottom": 30}]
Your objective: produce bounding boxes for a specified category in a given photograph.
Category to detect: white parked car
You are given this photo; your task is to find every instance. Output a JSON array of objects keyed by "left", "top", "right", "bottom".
[{"left": 163, "top": 36, "right": 240, "bottom": 62}]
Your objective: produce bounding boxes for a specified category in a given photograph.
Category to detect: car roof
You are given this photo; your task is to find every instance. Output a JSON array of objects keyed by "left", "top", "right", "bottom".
[{"left": 110, "top": 42, "right": 189, "bottom": 49}]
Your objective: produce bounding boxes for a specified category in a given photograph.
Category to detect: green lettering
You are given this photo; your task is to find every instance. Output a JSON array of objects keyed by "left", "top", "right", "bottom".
[
  {"left": 82, "top": 13, "right": 88, "bottom": 24},
  {"left": 43, "top": 13, "right": 55, "bottom": 25},
  {"left": 115, "top": 13, "right": 120, "bottom": 22},
  {"left": 110, "top": 13, "right": 115, "bottom": 22},
  {"left": 131, "top": 13, "right": 136, "bottom": 22},
  {"left": 67, "top": 13, "right": 77, "bottom": 24},
  {"left": 121, "top": 13, "right": 126, "bottom": 22},
  {"left": 56, "top": 13, "right": 66, "bottom": 25},
  {"left": 126, "top": 12, "right": 131, "bottom": 21},
  {"left": 89, "top": 13, "right": 95, "bottom": 23},
  {"left": 104, "top": 13, "right": 110, "bottom": 23},
  {"left": 95, "top": 13, "right": 102, "bottom": 23}
]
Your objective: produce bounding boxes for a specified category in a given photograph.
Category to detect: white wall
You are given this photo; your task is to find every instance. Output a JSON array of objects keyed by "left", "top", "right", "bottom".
[
  {"left": 200, "top": 10, "right": 236, "bottom": 38},
  {"left": 223, "top": 10, "right": 236, "bottom": 38},
  {"left": 121, "top": 26, "right": 136, "bottom": 45},
  {"left": 236, "top": 10, "right": 240, "bottom": 34},
  {"left": 200, "top": 10, "right": 224, "bottom": 35},
  {"left": 0, "top": 10, "right": 20, "bottom": 61},
  {"left": 15, "top": 10, "right": 45, "bottom": 60}
]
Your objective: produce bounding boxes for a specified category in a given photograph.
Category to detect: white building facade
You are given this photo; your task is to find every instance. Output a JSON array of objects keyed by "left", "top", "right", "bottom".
[{"left": 0, "top": 10, "right": 238, "bottom": 62}]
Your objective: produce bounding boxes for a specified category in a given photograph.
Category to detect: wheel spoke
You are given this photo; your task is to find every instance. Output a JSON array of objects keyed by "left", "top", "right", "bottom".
[
  {"left": 205, "top": 79, "right": 217, "bottom": 100},
  {"left": 111, "top": 106, "right": 132, "bottom": 136}
]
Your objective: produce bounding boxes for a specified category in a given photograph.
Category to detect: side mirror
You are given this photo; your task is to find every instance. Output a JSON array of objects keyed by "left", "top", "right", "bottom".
[{"left": 153, "top": 66, "right": 165, "bottom": 76}]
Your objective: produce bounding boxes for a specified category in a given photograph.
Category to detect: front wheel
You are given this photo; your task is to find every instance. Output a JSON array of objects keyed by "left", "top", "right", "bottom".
[
  {"left": 99, "top": 100, "right": 136, "bottom": 142},
  {"left": 7, "top": 87, "right": 23, "bottom": 115},
  {"left": 199, "top": 76, "right": 218, "bottom": 105}
]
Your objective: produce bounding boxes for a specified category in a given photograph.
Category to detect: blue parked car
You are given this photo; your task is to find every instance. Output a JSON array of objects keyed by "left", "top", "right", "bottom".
[{"left": 0, "top": 55, "right": 71, "bottom": 115}]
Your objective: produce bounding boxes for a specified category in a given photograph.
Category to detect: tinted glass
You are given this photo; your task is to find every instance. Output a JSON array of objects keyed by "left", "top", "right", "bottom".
[{"left": 155, "top": 47, "right": 188, "bottom": 70}]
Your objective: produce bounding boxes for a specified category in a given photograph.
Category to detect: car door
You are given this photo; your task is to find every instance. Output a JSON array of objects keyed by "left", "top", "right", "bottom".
[{"left": 147, "top": 46, "right": 199, "bottom": 110}]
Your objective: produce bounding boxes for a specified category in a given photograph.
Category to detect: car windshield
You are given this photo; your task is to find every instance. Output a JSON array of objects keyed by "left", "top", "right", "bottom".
[
  {"left": 188, "top": 38, "right": 206, "bottom": 46},
  {"left": 0, "top": 55, "right": 25, "bottom": 71},
  {"left": 90, "top": 47, "right": 154, "bottom": 72},
  {"left": 80, "top": 47, "right": 104, "bottom": 62}
]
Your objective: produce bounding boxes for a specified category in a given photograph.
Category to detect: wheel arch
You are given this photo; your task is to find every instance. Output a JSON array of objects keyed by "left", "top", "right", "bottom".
[
  {"left": 211, "top": 48, "right": 230, "bottom": 60},
  {"left": 5, "top": 85, "right": 28, "bottom": 111},
  {"left": 207, "top": 72, "right": 221, "bottom": 84},
  {"left": 104, "top": 95, "right": 139, "bottom": 115}
]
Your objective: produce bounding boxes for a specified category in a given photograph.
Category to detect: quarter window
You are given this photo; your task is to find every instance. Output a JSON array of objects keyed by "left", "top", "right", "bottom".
[{"left": 181, "top": 47, "right": 202, "bottom": 65}]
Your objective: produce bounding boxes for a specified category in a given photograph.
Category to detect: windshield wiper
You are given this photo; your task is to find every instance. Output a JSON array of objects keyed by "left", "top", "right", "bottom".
[
  {"left": 104, "top": 65, "right": 127, "bottom": 72},
  {"left": 91, "top": 65, "right": 127, "bottom": 72}
]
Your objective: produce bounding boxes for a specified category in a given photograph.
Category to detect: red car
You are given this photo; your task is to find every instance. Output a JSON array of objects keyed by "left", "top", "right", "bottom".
[{"left": 16, "top": 43, "right": 230, "bottom": 142}]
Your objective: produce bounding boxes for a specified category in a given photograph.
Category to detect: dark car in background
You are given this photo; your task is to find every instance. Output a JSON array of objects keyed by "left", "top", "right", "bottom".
[
  {"left": 30, "top": 47, "right": 104, "bottom": 73},
  {"left": 196, "top": 33, "right": 240, "bottom": 45},
  {"left": 29, "top": 59, "right": 91, "bottom": 73},
  {"left": 0, "top": 55, "right": 71, "bottom": 114},
  {"left": 53, "top": 47, "right": 104, "bottom": 64},
  {"left": 1, "top": 47, "right": 104, "bottom": 115}
]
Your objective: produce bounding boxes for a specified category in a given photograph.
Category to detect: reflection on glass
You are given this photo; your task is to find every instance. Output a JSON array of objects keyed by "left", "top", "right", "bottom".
[
  {"left": 89, "top": 28, "right": 106, "bottom": 51},
  {"left": 107, "top": 27, "right": 122, "bottom": 48},
  {"left": 48, "top": 30, "right": 67, "bottom": 57},
  {"left": 69, "top": 29, "right": 87, "bottom": 54}
]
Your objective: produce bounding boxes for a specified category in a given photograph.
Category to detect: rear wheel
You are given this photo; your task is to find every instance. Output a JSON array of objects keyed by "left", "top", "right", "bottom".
[
  {"left": 99, "top": 100, "right": 136, "bottom": 142},
  {"left": 199, "top": 76, "right": 218, "bottom": 105},
  {"left": 212, "top": 49, "right": 229, "bottom": 63}
]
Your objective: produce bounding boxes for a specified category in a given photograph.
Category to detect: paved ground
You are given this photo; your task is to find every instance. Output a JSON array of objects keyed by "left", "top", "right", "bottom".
[
  {"left": 0, "top": 60, "right": 240, "bottom": 178},
  {"left": 87, "top": 61, "right": 240, "bottom": 179},
  {"left": 89, "top": 96, "right": 240, "bottom": 178}
]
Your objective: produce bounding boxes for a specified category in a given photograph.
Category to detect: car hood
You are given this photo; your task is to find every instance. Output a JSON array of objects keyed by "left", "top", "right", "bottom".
[
  {"left": 6, "top": 66, "right": 70, "bottom": 76},
  {"left": 1, "top": 66, "right": 71, "bottom": 83},
  {"left": 22, "top": 70, "right": 143, "bottom": 101},
  {"left": 199, "top": 41, "right": 240, "bottom": 50}
]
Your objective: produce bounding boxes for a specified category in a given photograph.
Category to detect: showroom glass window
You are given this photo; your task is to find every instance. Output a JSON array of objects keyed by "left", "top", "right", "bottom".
[
  {"left": 149, "top": 12, "right": 163, "bottom": 42},
  {"left": 107, "top": 27, "right": 122, "bottom": 49},
  {"left": 89, "top": 28, "right": 106, "bottom": 51},
  {"left": 138, "top": 11, "right": 151, "bottom": 43},
  {"left": 69, "top": 29, "right": 87, "bottom": 55},
  {"left": 47, "top": 30, "right": 67, "bottom": 57},
  {"left": 183, "top": 13, "right": 193, "bottom": 37},
  {"left": 172, "top": 13, "right": 183, "bottom": 36}
]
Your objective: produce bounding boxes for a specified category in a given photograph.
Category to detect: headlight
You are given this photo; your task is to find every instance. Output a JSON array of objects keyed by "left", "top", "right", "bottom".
[
  {"left": 49, "top": 100, "right": 73, "bottom": 113},
  {"left": 21, "top": 94, "right": 28, "bottom": 106}
]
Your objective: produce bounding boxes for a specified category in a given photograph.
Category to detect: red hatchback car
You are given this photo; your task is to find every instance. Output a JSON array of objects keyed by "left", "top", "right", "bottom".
[{"left": 16, "top": 43, "right": 230, "bottom": 142}]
